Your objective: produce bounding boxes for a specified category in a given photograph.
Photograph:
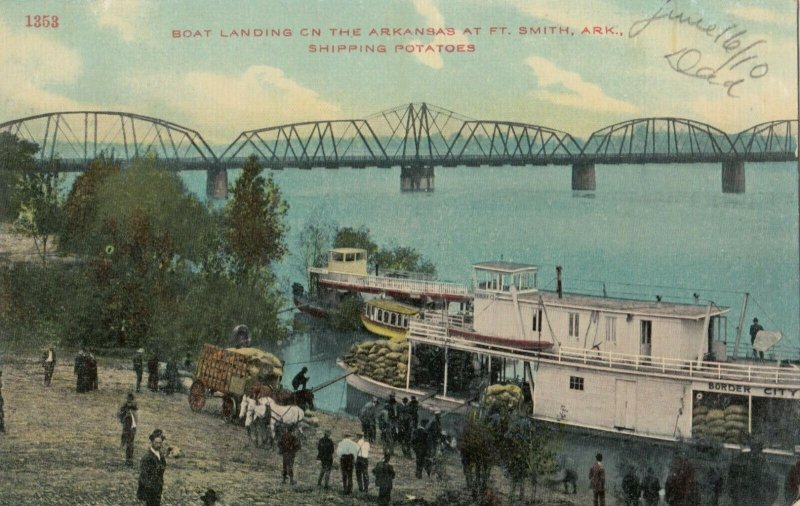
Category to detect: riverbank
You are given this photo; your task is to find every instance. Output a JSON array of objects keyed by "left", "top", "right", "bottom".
[{"left": 0, "top": 354, "right": 585, "bottom": 505}]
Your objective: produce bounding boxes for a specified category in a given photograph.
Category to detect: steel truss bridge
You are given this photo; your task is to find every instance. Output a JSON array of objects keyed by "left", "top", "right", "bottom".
[{"left": 0, "top": 104, "right": 796, "bottom": 196}]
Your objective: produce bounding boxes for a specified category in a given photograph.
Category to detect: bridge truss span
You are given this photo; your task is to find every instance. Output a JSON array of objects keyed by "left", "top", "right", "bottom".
[
  {"left": 582, "top": 117, "right": 736, "bottom": 164},
  {"left": 733, "top": 120, "right": 798, "bottom": 162},
  {"left": 445, "top": 120, "right": 582, "bottom": 166},
  {"left": 0, "top": 111, "right": 217, "bottom": 171}
]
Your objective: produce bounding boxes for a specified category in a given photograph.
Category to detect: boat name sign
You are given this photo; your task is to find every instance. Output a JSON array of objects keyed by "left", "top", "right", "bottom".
[{"left": 696, "top": 381, "right": 800, "bottom": 399}]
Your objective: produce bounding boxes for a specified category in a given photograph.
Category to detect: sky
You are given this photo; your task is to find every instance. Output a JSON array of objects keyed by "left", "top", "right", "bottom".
[{"left": 0, "top": 0, "right": 797, "bottom": 145}]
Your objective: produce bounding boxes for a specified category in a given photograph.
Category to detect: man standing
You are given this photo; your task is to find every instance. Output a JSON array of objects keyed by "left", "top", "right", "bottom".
[
  {"left": 359, "top": 397, "right": 379, "bottom": 443},
  {"left": 426, "top": 410, "right": 443, "bottom": 457},
  {"left": 147, "top": 353, "right": 159, "bottom": 392},
  {"left": 118, "top": 393, "right": 138, "bottom": 466},
  {"left": 86, "top": 351, "right": 98, "bottom": 391},
  {"left": 589, "top": 453, "right": 606, "bottom": 506},
  {"left": 336, "top": 434, "right": 359, "bottom": 494},
  {"left": 787, "top": 458, "right": 800, "bottom": 505},
  {"left": 372, "top": 452, "right": 396, "bottom": 506},
  {"left": 0, "top": 370, "right": 5, "bottom": 433},
  {"left": 398, "top": 398, "right": 413, "bottom": 458},
  {"left": 408, "top": 396, "right": 419, "bottom": 428},
  {"left": 133, "top": 349, "right": 144, "bottom": 393},
  {"left": 621, "top": 465, "right": 641, "bottom": 506},
  {"left": 642, "top": 467, "right": 661, "bottom": 506},
  {"left": 316, "top": 429, "right": 334, "bottom": 489},
  {"left": 750, "top": 318, "right": 764, "bottom": 359},
  {"left": 412, "top": 421, "right": 430, "bottom": 479},
  {"left": 278, "top": 425, "right": 301, "bottom": 485},
  {"left": 137, "top": 429, "right": 167, "bottom": 506},
  {"left": 355, "top": 433, "right": 370, "bottom": 493},
  {"left": 74, "top": 348, "right": 87, "bottom": 393},
  {"left": 41, "top": 346, "right": 56, "bottom": 387}
]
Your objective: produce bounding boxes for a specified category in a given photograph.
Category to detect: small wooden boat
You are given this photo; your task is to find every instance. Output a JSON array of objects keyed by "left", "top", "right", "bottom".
[{"left": 360, "top": 298, "right": 419, "bottom": 340}]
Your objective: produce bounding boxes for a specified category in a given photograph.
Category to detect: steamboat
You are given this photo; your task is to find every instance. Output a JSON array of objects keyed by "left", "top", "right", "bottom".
[{"left": 300, "top": 248, "right": 800, "bottom": 454}]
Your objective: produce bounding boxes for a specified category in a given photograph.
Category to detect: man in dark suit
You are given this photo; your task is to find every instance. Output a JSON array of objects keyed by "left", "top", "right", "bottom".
[
  {"left": 137, "top": 429, "right": 167, "bottom": 506},
  {"left": 118, "top": 393, "right": 138, "bottom": 466}
]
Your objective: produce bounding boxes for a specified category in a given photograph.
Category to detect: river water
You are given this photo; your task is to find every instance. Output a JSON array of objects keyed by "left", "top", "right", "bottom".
[{"left": 176, "top": 162, "right": 800, "bottom": 416}]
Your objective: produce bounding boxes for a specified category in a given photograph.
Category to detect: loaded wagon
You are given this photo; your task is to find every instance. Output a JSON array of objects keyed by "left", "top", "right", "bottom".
[{"left": 188, "top": 344, "right": 284, "bottom": 421}]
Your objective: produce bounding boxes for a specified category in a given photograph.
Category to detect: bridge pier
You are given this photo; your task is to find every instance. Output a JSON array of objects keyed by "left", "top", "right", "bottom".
[
  {"left": 721, "top": 160, "right": 745, "bottom": 193},
  {"left": 206, "top": 167, "right": 228, "bottom": 199},
  {"left": 400, "top": 164, "right": 434, "bottom": 192},
  {"left": 571, "top": 162, "right": 596, "bottom": 191}
]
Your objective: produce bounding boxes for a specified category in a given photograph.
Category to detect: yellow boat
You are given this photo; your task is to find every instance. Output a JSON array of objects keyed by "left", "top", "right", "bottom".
[{"left": 360, "top": 299, "right": 419, "bottom": 340}]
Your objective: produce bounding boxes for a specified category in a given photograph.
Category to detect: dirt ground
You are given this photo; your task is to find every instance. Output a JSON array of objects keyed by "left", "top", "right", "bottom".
[{"left": 0, "top": 355, "right": 585, "bottom": 506}]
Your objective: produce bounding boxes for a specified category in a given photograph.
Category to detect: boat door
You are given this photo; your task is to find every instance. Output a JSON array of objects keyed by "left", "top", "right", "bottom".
[
  {"left": 614, "top": 379, "right": 637, "bottom": 430},
  {"left": 640, "top": 320, "right": 652, "bottom": 357}
]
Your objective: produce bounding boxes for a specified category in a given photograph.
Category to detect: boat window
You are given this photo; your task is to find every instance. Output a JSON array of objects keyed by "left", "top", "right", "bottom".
[
  {"left": 332, "top": 252, "right": 345, "bottom": 262},
  {"left": 569, "top": 376, "right": 584, "bottom": 391},
  {"left": 605, "top": 316, "right": 617, "bottom": 342},
  {"left": 640, "top": 320, "right": 652, "bottom": 345},
  {"left": 345, "top": 253, "right": 354, "bottom": 262},
  {"left": 377, "top": 309, "right": 383, "bottom": 321},
  {"left": 356, "top": 252, "right": 365, "bottom": 261},
  {"left": 568, "top": 313, "right": 580, "bottom": 337},
  {"left": 532, "top": 309, "right": 542, "bottom": 332},
  {"left": 402, "top": 316, "right": 407, "bottom": 328},
  {"left": 502, "top": 274, "right": 511, "bottom": 291},
  {"left": 390, "top": 313, "right": 397, "bottom": 326},
  {"left": 383, "top": 311, "right": 389, "bottom": 323}
]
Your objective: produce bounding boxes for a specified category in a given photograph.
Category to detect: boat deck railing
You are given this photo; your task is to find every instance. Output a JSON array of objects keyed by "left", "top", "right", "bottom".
[
  {"left": 407, "top": 319, "right": 800, "bottom": 386},
  {"left": 310, "top": 267, "right": 470, "bottom": 298},
  {"left": 550, "top": 346, "right": 800, "bottom": 385}
]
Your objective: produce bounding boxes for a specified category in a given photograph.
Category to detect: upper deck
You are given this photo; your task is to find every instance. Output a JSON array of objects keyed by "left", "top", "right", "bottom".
[{"left": 310, "top": 266, "right": 471, "bottom": 301}]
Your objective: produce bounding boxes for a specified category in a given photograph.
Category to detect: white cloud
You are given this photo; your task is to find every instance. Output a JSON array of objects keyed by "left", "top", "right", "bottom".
[
  {"left": 126, "top": 66, "right": 342, "bottom": 143},
  {"left": 727, "top": 5, "right": 795, "bottom": 27},
  {"left": 525, "top": 56, "right": 638, "bottom": 114},
  {"left": 409, "top": 0, "right": 470, "bottom": 69},
  {"left": 0, "top": 20, "right": 86, "bottom": 117},
  {"left": 92, "top": 0, "right": 150, "bottom": 42}
]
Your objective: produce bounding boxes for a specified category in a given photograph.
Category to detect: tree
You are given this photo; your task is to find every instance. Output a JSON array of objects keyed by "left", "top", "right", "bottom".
[
  {"left": 61, "top": 154, "right": 121, "bottom": 253},
  {"left": 333, "top": 225, "right": 378, "bottom": 260},
  {"left": 373, "top": 245, "right": 436, "bottom": 276},
  {"left": 0, "top": 132, "right": 39, "bottom": 221},
  {"left": 295, "top": 208, "right": 337, "bottom": 286},
  {"left": 226, "top": 155, "right": 289, "bottom": 279},
  {"left": 13, "top": 169, "right": 65, "bottom": 267}
]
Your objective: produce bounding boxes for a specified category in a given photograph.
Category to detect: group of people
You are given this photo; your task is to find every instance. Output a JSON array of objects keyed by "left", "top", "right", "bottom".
[
  {"left": 312, "top": 430, "right": 395, "bottom": 505},
  {"left": 135, "top": 349, "right": 187, "bottom": 395},
  {"left": 74, "top": 347, "right": 99, "bottom": 393}
]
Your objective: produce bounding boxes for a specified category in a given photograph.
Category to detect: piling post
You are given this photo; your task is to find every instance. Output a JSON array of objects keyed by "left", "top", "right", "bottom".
[
  {"left": 400, "top": 164, "right": 434, "bottom": 192},
  {"left": 571, "top": 162, "right": 596, "bottom": 191},
  {"left": 722, "top": 159, "right": 745, "bottom": 193},
  {"left": 206, "top": 166, "right": 228, "bottom": 199}
]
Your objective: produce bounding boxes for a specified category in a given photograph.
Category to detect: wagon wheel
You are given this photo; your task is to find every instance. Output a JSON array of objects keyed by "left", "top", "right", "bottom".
[
  {"left": 222, "top": 395, "right": 238, "bottom": 423},
  {"left": 188, "top": 380, "right": 206, "bottom": 412}
]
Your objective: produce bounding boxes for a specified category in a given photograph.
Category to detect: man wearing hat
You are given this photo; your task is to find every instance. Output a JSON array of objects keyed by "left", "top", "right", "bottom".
[
  {"left": 355, "top": 433, "right": 371, "bottom": 493},
  {"left": 133, "top": 349, "right": 144, "bottom": 393},
  {"left": 336, "top": 433, "right": 359, "bottom": 494},
  {"left": 750, "top": 318, "right": 764, "bottom": 359},
  {"left": 137, "top": 429, "right": 167, "bottom": 506},
  {"left": 426, "top": 410, "right": 443, "bottom": 457},
  {"left": 359, "top": 397, "right": 379, "bottom": 444},
  {"left": 372, "top": 451, "right": 396, "bottom": 506},
  {"left": 41, "top": 345, "right": 56, "bottom": 387},
  {"left": 316, "top": 429, "right": 335, "bottom": 489},
  {"left": 118, "top": 393, "right": 138, "bottom": 465},
  {"left": 0, "top": 370, "right": 5, "bottom": 433}
]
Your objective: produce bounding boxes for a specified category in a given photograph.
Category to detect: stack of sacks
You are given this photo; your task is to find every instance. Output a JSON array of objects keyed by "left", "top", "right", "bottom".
[
  {"left": 723, "top": 404, "right": 748, "bottom": 445},
  {"left": 483, "top": 384, "right": 523, "bottom": 412},
  {"left": 343, "top": 339, "right": 410, "bottom": 388},
  {"left": 691, "top": 405, "right": 709, "bottom": 440},
  {"left": 693, "top": 406, "right": 727, "bottom": 443}
]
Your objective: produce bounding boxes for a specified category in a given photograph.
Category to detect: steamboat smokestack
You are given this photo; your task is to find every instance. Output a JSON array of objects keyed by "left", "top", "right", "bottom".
[{"left": 556, "top": 265, "right": 563, "bottom": 299}]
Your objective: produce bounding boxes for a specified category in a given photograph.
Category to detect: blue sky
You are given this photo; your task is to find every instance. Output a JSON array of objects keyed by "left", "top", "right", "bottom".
[{"left": 0, "top": 0, "right": 796, "bottom": 144}]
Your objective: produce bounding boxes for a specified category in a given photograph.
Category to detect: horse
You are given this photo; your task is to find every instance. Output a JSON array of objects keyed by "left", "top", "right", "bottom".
[
  {"left": 238, "top": 395, "right": 272, "bottom": 448},
  {"left": 265, "top": 396, "right": 305, "bottom": 442},
  {"left": 273, "top": 387, "right": 315, "bottom": 411}
]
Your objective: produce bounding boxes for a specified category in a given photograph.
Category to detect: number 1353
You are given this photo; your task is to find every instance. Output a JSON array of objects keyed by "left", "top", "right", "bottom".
[{"left": 26, "top": 15, "right": 60, "bottom": 28}]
